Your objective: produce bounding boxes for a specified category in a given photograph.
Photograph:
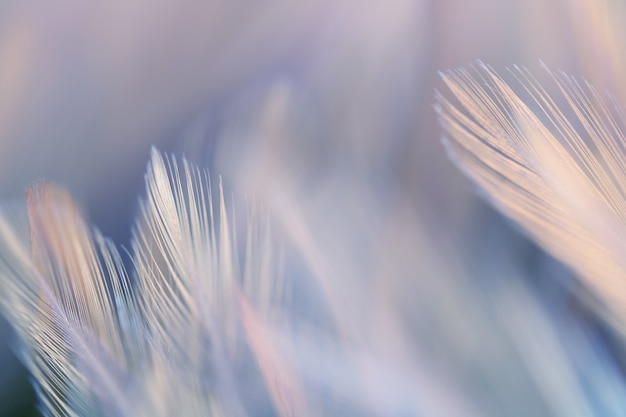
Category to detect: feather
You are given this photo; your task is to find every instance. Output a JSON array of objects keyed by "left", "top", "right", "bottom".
[
  {"left": 436, "top": 62, "right": 626, "bottom": 333},
  {"left": 0, "top": 149, "right": 297, "bottom": 416},
  {"left": 237, "top": 291, "right": 308, "bottom": 417},
  {"left": 0, "top": 184, "right": 144, "bottom": 416},
  {"left": 132, "top": 148, "right": 300, "bottom": 416}
]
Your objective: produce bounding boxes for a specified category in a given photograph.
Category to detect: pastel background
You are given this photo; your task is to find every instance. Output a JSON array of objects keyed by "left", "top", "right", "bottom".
[{"left": 0, "top": 1, "right": 622, "bottom": 416}]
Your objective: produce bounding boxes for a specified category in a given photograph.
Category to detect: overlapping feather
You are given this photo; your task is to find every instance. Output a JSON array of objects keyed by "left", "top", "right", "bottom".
[
  {"left": 436, "top": 63, "right": 626, "bottom": 333},
  {"left": 0, "top": 149, "right": 301, "bottom": 417}
]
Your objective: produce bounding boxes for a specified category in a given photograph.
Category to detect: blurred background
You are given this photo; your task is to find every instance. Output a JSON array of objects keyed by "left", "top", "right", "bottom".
[{"left": 1, "top": 0, "right": 625, "bottom": 416}]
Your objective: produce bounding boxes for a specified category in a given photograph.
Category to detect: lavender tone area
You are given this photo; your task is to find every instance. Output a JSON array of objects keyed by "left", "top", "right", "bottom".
[{"left": 0, "top": 1, "right": 623, "bottom": 416}]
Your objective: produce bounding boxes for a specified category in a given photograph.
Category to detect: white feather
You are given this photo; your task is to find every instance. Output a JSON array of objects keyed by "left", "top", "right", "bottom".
[{"left": 0, "top": 149, "right": 299, "bottom": 416}]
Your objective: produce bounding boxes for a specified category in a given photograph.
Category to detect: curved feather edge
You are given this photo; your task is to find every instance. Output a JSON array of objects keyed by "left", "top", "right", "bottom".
[{"left": 436, "top": 63, "right": 626, "bottom": 333}]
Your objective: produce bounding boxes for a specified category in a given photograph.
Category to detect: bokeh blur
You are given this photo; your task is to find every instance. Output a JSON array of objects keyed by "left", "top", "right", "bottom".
[{"left": 1, "top": 1, "right": 625, "bottom": 416}]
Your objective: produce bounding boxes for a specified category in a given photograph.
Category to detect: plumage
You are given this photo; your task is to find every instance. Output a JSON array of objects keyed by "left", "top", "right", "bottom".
[
  {"left": 436, "top": 63, "right": 626, "bottom": 334},
  {"left": 0, "top": 148, "right": 297, "bottom": 417}
]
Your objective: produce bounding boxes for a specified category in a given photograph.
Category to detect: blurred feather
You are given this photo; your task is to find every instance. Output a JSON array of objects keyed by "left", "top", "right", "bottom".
[
  {"left": 567, "top": 0, "right": 626, "bottom": 96},
  {"left": 436, "top": 63, "right": 626, "bottom": 335}
]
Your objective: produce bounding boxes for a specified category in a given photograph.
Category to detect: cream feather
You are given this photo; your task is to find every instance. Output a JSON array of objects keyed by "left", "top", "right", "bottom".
[{"left": 436, "top": 63, "right": 626, "bottom": 333}]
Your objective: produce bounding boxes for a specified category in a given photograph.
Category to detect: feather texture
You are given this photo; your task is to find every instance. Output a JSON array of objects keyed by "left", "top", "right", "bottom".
[
  {"left": 0, "top": 149, "right": 300, "bottom": 416},
  {"left": 436, "top": 63, "right": 626, "bottom": 333}
]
